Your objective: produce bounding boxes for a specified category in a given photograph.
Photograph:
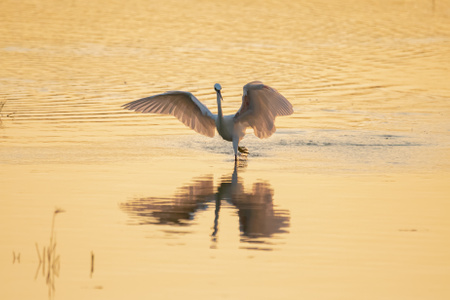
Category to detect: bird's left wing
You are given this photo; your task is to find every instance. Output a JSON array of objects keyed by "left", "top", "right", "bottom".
[
  {"left": 122, "top": 91, "right": 216, "bottom": 137},
  {"left": 234, "top": 81, "right": 293, "bottom": 138}
]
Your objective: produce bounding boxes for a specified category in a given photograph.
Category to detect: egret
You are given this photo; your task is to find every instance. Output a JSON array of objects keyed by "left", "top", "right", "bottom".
[{"left": 122, "top": 81, "right": 293, "bottom": 161}]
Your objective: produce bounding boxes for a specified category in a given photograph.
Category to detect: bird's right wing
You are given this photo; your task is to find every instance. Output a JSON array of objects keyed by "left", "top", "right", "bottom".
[
  {"left": 234, "top": 81, "right": 293, "bottom": 138},
  {"left": 122, "top": 91, "right": 216, "bottom": 137}
]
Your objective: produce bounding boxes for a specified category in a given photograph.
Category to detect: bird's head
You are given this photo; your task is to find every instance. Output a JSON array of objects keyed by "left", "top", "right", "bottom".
[{"left": 214, "top": 83, "right": 223, "bottom": 101}]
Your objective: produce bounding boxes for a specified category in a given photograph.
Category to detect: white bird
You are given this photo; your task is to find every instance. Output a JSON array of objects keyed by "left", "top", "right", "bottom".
[{"left": 122, "top": 81, "right": 293, "bottom": 161}]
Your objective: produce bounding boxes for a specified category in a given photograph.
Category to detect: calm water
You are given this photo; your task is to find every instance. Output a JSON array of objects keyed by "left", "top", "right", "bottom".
[{"left": 1, "top": 0, "right": 450, "bottom": 299}]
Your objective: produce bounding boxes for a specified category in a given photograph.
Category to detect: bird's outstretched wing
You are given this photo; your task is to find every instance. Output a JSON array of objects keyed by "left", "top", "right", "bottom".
[
  {"left": 234, "top": 81, "right": 293, "bottom": 138},
  {"left": 122, "top": 91, "right": 216, "bottom": 137}
]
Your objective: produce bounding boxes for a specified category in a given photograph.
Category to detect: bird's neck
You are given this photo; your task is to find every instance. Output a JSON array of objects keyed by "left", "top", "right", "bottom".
[{"left": 216, "top": 93, "right": 223, "bottom": 121}]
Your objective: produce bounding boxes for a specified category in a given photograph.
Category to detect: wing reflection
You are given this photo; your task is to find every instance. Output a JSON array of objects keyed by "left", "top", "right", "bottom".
[
  {"left": 121, "top": 162, "right": 290, "bottom": 248},
  {"left": 122, "top": 177, "right": 215, "bottom": 226}
]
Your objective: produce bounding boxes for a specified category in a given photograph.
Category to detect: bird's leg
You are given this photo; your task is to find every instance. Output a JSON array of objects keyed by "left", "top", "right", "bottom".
[
  {"left": 238, "top": 146, "right": 249, "bottom": 155},
  {"left": 232, "top": 136, "right": 240, "bottom": 161}
]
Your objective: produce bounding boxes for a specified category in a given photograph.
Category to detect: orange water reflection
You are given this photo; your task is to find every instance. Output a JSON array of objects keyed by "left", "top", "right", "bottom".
[{"left": 121, "top": 162, "right": 290, "bottom": 249}]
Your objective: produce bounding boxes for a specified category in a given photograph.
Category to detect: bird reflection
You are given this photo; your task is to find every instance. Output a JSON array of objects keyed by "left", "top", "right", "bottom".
[{"left": 121, "top": 162, "right": 290, "bottom": 248}]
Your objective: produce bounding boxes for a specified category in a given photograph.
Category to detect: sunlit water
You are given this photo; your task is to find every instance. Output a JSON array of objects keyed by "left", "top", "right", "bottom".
[{"left": 1, "top": 0, "right": 450, "bottom": 299}]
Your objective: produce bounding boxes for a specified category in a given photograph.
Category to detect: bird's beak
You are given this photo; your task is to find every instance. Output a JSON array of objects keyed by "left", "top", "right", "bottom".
[{"left": 217, "top": 90, "right": 223, "bottom": 101}]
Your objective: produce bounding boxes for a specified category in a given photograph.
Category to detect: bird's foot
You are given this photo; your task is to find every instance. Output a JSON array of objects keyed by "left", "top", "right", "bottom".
[{"left": 238, "top": 146, "right": 249, "bottom": 155}]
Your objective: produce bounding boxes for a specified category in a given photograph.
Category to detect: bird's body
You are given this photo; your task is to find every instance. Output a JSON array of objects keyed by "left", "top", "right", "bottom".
[
  {"left": 215, "top": 114, "right": 235, "bottom": 142},
  {"left": 122, "top": 81, "right": 293, "bottom": 160}
]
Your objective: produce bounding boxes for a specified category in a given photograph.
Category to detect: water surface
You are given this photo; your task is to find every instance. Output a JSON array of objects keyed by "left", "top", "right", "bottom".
[{"left": 1, "top": 0, "right": 450, "bottom": 299}]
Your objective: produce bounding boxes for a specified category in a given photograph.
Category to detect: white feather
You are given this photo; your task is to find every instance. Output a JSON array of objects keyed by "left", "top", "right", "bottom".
[
  {"left": 122, "top": 91, "right": 217, "bottom": 137},
  {"left": 122, "top": 81, "right": 293, "bottom": 159},
  {"left": 234, "top": 81, "right": 293, "bottom": 138}
]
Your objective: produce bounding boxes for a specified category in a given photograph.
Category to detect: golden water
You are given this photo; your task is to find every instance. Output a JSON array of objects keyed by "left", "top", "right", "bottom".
[{"left": 1, "top": 0, "right": 450, "bottom": 299}]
